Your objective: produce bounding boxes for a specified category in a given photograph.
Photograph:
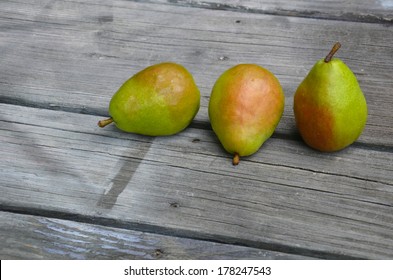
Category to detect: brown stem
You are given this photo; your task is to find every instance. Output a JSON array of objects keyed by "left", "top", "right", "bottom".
[
  {"left": 324, "top": 42, "right": 341, "bottom": 63},
  {"left": 232, "top": 153, "right": 240, "bottom": 166},
  {"left": 98, "top": 117, "right": 114, "bottom": 128}
]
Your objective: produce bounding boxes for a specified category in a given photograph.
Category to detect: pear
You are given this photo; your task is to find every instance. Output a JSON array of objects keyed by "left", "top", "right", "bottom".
[
  {"left": 209, "top": 64, "right": 285, "bottom": 165},
  {"left": 293, "top": 42, "right": 368, "bottom": 152},
  {"left": 98, "top": 62, "right": 200, "bottom": 136}
]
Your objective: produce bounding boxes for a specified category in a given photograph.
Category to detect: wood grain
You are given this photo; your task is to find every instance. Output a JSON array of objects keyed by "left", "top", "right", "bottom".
[
  {"left": 1, "top": 211, "right": 306, "bottom": 259},
  {"left": 0, "top": 0, "right": 392, "bottom": 146},
  {"left": 156, "top": 0, "right": 393, "bottom": 23},
  {"left": 1, "top": 104, "right": 392, "bottom": 259},
  {"left": 1, "top": 0, "right": 392, "bottom": 261}
]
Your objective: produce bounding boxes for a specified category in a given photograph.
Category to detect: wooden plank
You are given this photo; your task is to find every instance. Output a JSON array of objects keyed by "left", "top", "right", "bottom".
[
  {"left": 1, "top": 104, "right": 392, "bottom": 259},
  {"left": 0, "top": 0, "right": 392, "bottom": 146},
  {"left": 1, "top": 211, "right": 306, "bottom": 259},
  {"left": 156, "top": 0, "right": 393, "bottom": 23}
]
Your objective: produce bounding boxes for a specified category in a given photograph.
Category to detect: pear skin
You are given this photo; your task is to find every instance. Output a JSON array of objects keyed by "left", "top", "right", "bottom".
[
  {"left": 98, "top": 62, "right": 200, "bottom": 136},
  {"left": 209, "top": 64, "right": 285, "bottom": 165},
  {"left": 294, "top": 43, "right": 368, "bottom": 152}
]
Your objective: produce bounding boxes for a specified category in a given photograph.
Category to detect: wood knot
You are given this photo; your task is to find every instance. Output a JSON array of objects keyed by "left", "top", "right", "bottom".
[{"left": 192, "top": 138, "right": 200, "bottom": 143}]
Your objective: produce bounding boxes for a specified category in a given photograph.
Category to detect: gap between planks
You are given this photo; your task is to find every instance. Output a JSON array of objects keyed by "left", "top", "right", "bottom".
[
  {"left": 1, "top": 99, "right": 392, "bottom": 154},
  {"left": 131, "top": 0, "right": 393, "bottom": 24}
]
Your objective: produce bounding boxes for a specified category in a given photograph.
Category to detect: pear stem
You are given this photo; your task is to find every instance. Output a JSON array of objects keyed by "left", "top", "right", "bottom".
[
  {"left": 324, "top": 42, "right": 341, "bottom": 63},
  {"left": 98, "top": 117, "right": 113, "bottom": 128},
  {"left": 232, "top": 153, "right": 240, "bottom": 166}
]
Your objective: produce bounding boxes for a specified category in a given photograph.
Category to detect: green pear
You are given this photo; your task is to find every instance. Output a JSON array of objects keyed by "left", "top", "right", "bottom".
[
  {"left": 209, "top": 64, "right": 285, "bottom": 165},
  {"left": 98, "top": 62, "right": 200, "bottom": 136},
  {"left": 293, "top": 42, "right": 368, "bottom": 152}
]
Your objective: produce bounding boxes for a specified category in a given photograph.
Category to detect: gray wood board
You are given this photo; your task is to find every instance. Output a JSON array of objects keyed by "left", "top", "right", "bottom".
[
  {"left": 1, "top": 211, "right": 306, "bottom": 259},
  {"left": 153, "top": 0, "right": 393, "bottom": 23},
  {"left": 0, "top": 0, "right": 392, "bottom": 146},
  {"left": 1, "top": 104, "right": 392, "bottom": 259}
]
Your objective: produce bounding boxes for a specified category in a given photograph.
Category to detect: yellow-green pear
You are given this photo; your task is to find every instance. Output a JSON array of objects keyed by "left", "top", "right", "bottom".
[
  {"left": 293, "top": 42, "right": 368, "bottom": 152},
  {"left": 98, "top": 62, "right": 200, "bottom": 136},
  {"left": 209, "top": 64, "right": 285, "bottom": 165}
]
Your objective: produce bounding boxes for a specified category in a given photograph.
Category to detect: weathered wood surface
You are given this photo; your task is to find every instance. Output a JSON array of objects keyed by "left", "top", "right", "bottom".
[
  {"left": 1, "top": 212, "right": 307, "bottom": 259},
  {"left": 1, "top": 0, "right": 392, "bottom": 260},
  {"left": 1, "top": 104, "right": 392, "bottom": 259},
  {"left": 1, "top": 0, "right": 392, "bottom": 146},
  {"left": 158, "top": 0, "right": 393, "bottom": 23}
]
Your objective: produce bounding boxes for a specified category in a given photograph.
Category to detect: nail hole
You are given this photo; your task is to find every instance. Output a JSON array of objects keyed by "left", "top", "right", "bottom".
[
  {"left": 170, "top": 202, "right": 180, "bottom": 208},
  {"left": 154, "top": 249, "right": 164, "bottom": 257},
  {"left": 218, "top": 56, "right": 229, "bottom": 61},
  {"left": 235, "top": 20, "right": 241, "bottom": 23}
]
